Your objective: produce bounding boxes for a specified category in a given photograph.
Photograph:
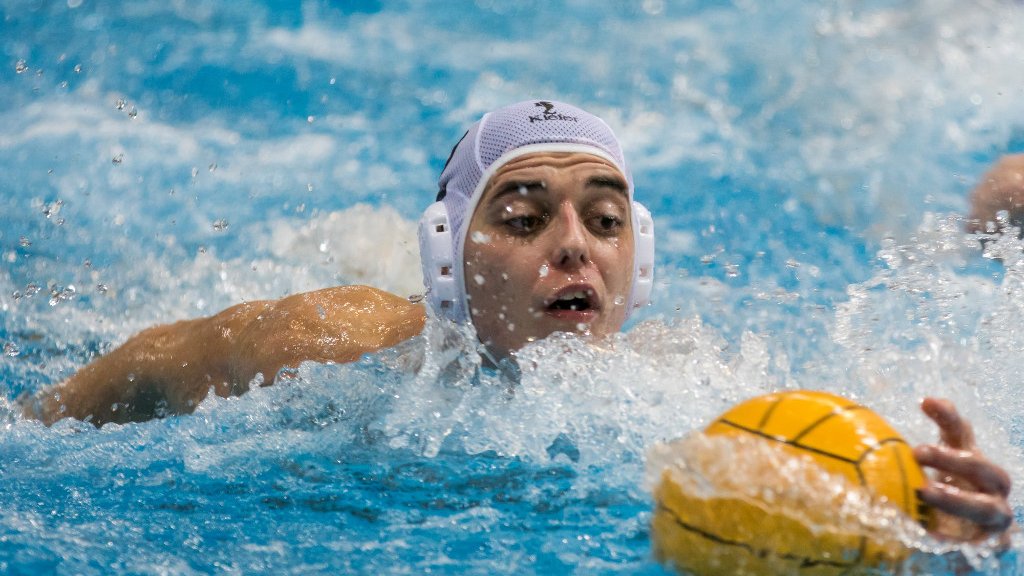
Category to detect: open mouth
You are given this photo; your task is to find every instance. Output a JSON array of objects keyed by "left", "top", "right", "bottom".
[{"left": 547, "top": 290, "right": 594, "bottom": 312}]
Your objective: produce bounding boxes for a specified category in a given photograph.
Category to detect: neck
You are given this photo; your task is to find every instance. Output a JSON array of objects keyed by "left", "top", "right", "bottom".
[{"left": 479, "top": 346, "right": 521, "bottom": 383}]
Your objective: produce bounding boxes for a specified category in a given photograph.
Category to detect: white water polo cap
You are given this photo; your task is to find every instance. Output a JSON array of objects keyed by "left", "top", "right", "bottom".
[{"left": 418, "top": 99, "right": 654, "bottom": 323}]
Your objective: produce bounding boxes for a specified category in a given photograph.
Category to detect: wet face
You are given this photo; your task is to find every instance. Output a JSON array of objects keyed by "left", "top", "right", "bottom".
[{"left": 463, "top": 152, "right": 634, "bottom": 360}]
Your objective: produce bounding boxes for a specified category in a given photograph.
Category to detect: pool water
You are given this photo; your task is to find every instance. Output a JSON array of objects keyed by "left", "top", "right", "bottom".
[{"left": 2, "top": 1, "right": 1024, "bottom": 574}]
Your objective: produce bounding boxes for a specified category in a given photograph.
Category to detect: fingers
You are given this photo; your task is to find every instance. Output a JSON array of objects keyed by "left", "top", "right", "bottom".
[
  {"left": 916, "top": 398, "right": 1016, "bottom": 541},
  {"left": 920, "top": 397, "right": 976, "bottom": 450},
  {"left": 917, "top": 482, "right": 1015, "bottom": 534},
  {"left": 914, "top": 444, "right": 1012, "bottom": 497}
]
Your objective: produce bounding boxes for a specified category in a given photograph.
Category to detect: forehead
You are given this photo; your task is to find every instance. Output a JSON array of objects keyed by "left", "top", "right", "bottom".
[{"left": 484, "top": 152, "right": 627, "bottom": 195}]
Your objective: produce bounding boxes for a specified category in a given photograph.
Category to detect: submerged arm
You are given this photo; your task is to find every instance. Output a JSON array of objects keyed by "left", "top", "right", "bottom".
[{"left": 22, "top": 285, "right": 425, "bottom": 426}]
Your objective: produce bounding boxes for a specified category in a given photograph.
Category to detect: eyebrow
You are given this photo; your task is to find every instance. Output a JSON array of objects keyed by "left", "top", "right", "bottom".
[
  {"left": 488, "top": 180, "right": 545, "bottom": 202},
  {"left": 586, "top": 174, "right": 629, "bottom": 195},
  {"left": 487, "top": 174, "right": 629, "bottom": 202}
]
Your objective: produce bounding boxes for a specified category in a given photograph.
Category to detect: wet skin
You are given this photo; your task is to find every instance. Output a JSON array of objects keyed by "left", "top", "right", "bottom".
[
  {"left": 968, "top": 153, "right": 1024, "bottom": 234},
  {"left": 462, "top": 152, "right": 635, "bottom": 359}
]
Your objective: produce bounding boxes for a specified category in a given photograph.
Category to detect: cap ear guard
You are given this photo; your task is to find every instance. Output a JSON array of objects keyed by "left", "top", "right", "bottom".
[
  {"left": 417, "top": 201, "right": 461, "bottom": 320},
  {"left": 629, "top": 201, "right": 655, "bottom": 312}
]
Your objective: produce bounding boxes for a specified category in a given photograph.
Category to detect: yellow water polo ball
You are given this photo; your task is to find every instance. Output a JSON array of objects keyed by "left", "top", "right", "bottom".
[{"left": 650, "top": 390, "right": 932, "bottom": 576}]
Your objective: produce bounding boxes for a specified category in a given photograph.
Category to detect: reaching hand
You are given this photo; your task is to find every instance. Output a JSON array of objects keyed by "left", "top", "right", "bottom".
[{"left": 912, "top": 397, "right": 1014, "bottom": 545}]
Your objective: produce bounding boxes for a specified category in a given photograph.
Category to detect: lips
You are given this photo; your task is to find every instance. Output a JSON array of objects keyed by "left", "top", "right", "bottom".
[{"left": 543, "top": 285, "right": 601, "bottom": 318}]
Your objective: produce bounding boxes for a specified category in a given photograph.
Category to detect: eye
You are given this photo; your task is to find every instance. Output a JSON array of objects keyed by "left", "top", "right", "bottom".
[
  {"left": 590, "top": 214, "right": 624, "bottom": 234},
  {"left": 505, "top": 214, "right": 544, "bottom": 233}
]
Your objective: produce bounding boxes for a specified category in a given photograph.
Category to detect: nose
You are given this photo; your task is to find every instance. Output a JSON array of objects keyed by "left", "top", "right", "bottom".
[{"left": 549, "top": 204, "right": 590, "bottom": 271}]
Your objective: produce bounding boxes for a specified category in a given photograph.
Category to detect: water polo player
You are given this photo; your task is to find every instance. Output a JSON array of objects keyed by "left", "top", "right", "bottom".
[{"left": 19, "top": 100, "right": 1014, "bottom": 545}]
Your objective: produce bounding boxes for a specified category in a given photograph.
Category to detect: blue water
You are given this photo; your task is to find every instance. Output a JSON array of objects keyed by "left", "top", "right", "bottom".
[{"left": 2, "top": 1, "right": 1024, "bottom": 574}]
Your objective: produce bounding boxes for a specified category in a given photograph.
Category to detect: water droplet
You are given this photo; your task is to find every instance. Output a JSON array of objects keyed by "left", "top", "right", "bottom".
[
  {"left": 614, "top": 295, "right": 625, "bottom": 306},
  {"left": 19, "top": 236, "right": 31, "bottom": 247},
  {"left": 538, "top": 264, "right": 549, "bottom": 278},
  {"left": 15, "top": 60, "right": 28, "bottom": 74},
  {"left": 474, "top": 274, "right": 485, "bottom": 285},
  {"left": 115, "top": 98, "right": 126, "bottom": 110},
  {"left": 506, "top": 323, "right": 515, "bottom": 332},
  {"left": 4, "top": 342, "right": 20, "bottom": 357},
  {"left": 307, "top": 183, "right": 314, "bottom": 192},
  {"left": 212, "top": 219, "right": 228, "bottom": 231},
  {"left": 191, "top": 167, "right": 199, "bottom": 179},
  {"left": 208, "top": 163, "right": 217, "bottom": 172},
  {"left": 329, "top": 77, "right": 336, "bottom": 85},
  {"left": 42, "top": 200, "right": 63, "bottom": 219},
  {"left": 48, "top": 284, "right": 76, "bottom": 306},
  {"left": 127, "top": 106, "right": 137, "bottom": 119},
  {"left": 127, "top": 373, "right": 136, "bottom": 383},
  {"left": 73, "top": 64, "right": 82, "bottom": 73},
  {"left": 316, "top": 304, "right": 327, "bottom": 320},
  {"left": 470, "top": 231, "right": 491, "bottom": 244},
  {"left": 307, "top": 115, "right": 315, "bottom": 123},
  {"left": 112, "top": 153, "right": 124, "bottom": 165}
]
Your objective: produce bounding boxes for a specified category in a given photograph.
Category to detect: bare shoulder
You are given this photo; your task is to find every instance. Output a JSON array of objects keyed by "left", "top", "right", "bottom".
[
  {"left": 284, "top": 284, "right": 423, "bottom": 312},
  {"left": 274, "top": 285, "right": 426, "bottom": 336},
  {"left": 229, "top": 285, "right": 426, "bottom": 384}
]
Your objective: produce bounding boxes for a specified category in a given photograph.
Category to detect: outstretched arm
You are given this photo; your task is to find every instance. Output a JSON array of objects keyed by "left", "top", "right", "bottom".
[
  {"left": 21, "top": 285, "right": 425, "bottom": 426},
  {"left": 913, "top": 397, "right": 1015, "bottom": 545},
  {"left": 967, "top": 153, "right": 1024, "bottom": 234}
]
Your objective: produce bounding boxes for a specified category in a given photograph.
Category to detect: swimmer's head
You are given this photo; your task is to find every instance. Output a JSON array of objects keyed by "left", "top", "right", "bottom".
[{"left": 418, "top": 100, "right": 654, "bottom": 333}]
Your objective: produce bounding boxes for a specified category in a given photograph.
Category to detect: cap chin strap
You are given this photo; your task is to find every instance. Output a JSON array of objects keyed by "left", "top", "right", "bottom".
[{"left": 417, "top": 199, "right": 654, "bottom": 324}]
